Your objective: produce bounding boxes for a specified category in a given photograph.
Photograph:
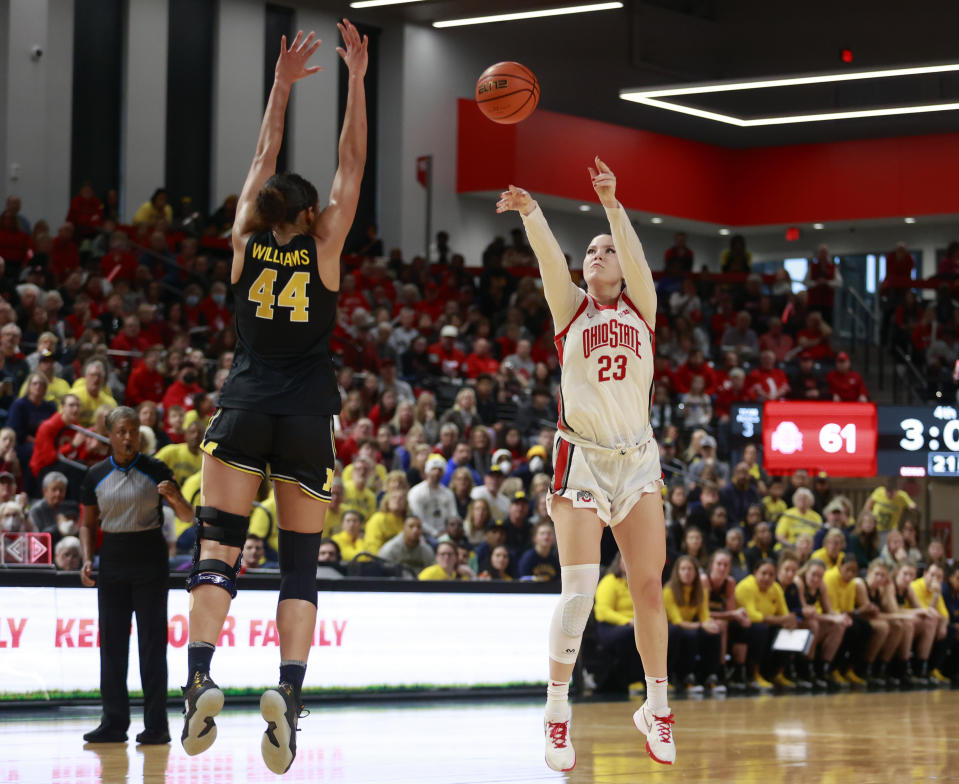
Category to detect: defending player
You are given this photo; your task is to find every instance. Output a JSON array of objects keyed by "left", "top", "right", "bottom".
[
  {"left": 497, "top": 158, "right": 674, "bottom": 769},
  {"left": 180, "top": 22, "right": 367, "bottom": 775}
]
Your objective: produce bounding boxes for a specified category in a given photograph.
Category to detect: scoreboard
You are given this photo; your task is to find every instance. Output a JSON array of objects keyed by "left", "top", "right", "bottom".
[{"left": 731, "top": 402, "right": 959, "bottom": 477}]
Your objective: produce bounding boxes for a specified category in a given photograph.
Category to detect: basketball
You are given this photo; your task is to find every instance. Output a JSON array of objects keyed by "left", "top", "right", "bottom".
[{"left": 475, "top": 61, "right": 539, "bottom": 124}]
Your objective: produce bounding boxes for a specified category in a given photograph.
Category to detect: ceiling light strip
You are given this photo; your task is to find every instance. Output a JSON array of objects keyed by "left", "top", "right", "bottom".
[
  {"left": 433, "top": 2, "right": 623, "bottom": 28},
  {"left": 350, "top": 0, "right": 427, "bottom": 7},
  {"left": 625, "top": 63, "right": 959, "bottom": 99}
]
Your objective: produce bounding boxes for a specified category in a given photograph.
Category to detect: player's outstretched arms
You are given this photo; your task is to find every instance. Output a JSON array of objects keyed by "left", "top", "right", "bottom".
[
  {"left": 496, "top": 185, "right": 581, "bottom": 330},
  {"left": 232, "top": 31, "right": 323, "bottom": 279},
  {"left": 589, "top": 156, "right": 657, "bottom": 326},
  {"left": 312, "top": 18, "right": 368, "bottom": 287}
]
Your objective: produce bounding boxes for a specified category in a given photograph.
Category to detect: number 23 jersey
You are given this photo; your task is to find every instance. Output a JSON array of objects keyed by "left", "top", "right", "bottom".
[
  {"left": 218, "top": 230, "right": 340, "bottom": 416},
  {"left": 554, "top": 291, "right": 655, "bottom": 448}
]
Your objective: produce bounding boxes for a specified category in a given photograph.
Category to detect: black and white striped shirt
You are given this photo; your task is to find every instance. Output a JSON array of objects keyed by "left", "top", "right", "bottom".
[{"left": 81, "top": 454, "right": 174, "bottom": 534}]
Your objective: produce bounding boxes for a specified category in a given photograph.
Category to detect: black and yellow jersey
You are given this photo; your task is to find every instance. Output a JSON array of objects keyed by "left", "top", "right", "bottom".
[{"left": 218, "top": 230, "right": 340, "bottom": 415}]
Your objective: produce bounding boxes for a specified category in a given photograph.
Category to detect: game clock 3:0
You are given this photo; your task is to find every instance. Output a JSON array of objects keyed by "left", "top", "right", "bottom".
[{"left": 877, "top": 405, "right": 959, "bottom": 477}]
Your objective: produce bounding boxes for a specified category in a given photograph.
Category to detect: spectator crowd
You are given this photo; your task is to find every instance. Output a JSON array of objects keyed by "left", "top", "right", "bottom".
[{"left": 0, "top": 188, "right": 955, "bottom": 694}]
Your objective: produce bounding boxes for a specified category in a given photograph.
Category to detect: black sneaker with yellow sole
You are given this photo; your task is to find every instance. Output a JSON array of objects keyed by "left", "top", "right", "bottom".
[
  {"left": 181, "top": 672, "right": 224, "bottom": 756},
  {"left": 260, "top": 682, "right": 305, "bottom": 775}
]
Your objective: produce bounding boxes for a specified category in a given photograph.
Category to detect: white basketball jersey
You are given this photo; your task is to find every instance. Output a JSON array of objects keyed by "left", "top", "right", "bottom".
[{"left": 554, "top": 291, "right": 655, "bottom": 448}]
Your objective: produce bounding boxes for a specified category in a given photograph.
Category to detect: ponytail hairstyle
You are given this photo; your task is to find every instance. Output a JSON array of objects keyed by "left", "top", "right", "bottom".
[{"left": 255, "top": 173, "right": 319, "bottom": 229}]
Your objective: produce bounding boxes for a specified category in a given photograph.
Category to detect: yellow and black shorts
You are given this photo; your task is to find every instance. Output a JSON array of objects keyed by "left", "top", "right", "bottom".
[{"left": 201, "top": 408, "right": 335, "bottom": 501}]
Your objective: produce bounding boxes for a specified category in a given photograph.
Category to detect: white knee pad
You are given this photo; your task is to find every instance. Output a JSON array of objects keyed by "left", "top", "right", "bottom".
[{"left": 549, "top": 564, "right": 601, "bottom": 664}]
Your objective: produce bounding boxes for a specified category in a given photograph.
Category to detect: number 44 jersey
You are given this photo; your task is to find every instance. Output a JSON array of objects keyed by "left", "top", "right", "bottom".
[
  {"left": 553, "top": 292, "right": 655, "bottom": 449},
  {"left": 218, "top": 230, "right": 341, "bottom": 416}
]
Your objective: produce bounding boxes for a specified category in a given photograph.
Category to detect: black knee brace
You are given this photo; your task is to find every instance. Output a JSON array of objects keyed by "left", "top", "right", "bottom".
[
  {"left": 186, "top": 506, "right": 250, "bottom": 597},
  {"left": 278, "top": 529, "right": 322, "bottom": 606}
]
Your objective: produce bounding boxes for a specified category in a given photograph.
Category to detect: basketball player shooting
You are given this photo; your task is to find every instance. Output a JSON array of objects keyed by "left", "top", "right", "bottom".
[{"left": 496, "top": 158, "right": 675, "bottom": 769}]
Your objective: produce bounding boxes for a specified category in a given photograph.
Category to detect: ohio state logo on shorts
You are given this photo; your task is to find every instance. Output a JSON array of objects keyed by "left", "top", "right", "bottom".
[{"left": 576, "top": 490, "right": 594, "bottom": 504}]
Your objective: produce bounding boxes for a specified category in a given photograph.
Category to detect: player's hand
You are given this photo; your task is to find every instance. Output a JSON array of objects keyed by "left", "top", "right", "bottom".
[
  {"left": 275, "top": 30, "right": 323, "bottom": 87},
  {"left": 81, "top": 560, "right": 95, "bottom": 587},
  {"left": 336, "top": 19, "right": 368, "bottom": 78},
  {"left": 496, "top": 185, "right": 536, "bottom": 217},
  {"left": 587, "top": 156, "right": 617, "bottom": 208}
]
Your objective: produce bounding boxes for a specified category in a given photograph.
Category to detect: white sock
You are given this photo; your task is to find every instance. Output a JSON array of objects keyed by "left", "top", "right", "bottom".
[
  {"left": 645, "top": 676, "right": 669, "bottom": 714},
  {"left": 545, "top": 680, "right": 570, "bottom": 722}
]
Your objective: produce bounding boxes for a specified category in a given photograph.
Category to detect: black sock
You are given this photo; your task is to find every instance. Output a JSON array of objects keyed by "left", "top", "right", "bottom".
[
  {"left": 280, "top": 660, "right": 307, "bottom": 704},
  {"left": 188, "top": 641, "right": 216, "bottom": 681}
]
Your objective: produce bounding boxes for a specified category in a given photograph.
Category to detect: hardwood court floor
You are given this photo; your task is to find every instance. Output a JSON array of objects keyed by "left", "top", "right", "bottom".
[{"left": 1, "top": 690, "right": 958, "bottom": 783}]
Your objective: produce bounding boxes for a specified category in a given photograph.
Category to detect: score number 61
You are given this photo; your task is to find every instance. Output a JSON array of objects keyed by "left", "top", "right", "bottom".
[{"left": 819, "top": 423, "right": 856, "bottom": 454}]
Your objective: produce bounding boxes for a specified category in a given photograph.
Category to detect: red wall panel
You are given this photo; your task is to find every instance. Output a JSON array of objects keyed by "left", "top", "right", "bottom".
[{"left": 457, "top": 99, "right": 959, "bottom": 226}]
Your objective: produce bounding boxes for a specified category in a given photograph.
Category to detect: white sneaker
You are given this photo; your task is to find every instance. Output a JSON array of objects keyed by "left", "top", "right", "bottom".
[
  {"left": 633, "top": 701, "right": 676, "bottom": 765},
  {"left": 544, "top": 714, "right": 575, "bottom": 772}
]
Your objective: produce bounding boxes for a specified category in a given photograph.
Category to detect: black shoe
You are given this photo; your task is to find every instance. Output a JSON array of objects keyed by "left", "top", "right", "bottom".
[
  {"left": 181, "top": 672, "right": 224, "bottom": 756},
  {"left": 83, "top": 724, "right": 127, "bottom": 743},
  {"left": 260, "top": 682, "right": 304, "bottom": 775},
  {"left": 135, "top": 729, "right": 171, "bottom": 745}
]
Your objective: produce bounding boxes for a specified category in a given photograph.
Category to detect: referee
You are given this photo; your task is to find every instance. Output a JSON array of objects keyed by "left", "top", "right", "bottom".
[{"left": 79, "top": 406, "right": 193, "bottom": 744}]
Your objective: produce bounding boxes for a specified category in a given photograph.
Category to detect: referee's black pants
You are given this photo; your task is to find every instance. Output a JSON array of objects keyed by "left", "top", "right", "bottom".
[{"left": 97, "top": 529, "right": 169, "bottom": 733}]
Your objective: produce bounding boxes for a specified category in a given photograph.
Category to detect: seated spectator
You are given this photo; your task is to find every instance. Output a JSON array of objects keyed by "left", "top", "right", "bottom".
[
  {"left": 745, "top": 522, "right": 777, "bottom": 571},
  {"left": 796, "top": 312, "right": 833, "bottom": 360},
  {"left": 686, "top": 483, "right": 719, "bottom": 535},
  {"left": 811, "top": 528, "right": 846, "bottom": 570},
  {"left": 477, "top": 544, "right": 512, "bottom": 580},
  {"left": 0, "top": 500, "right": 32, "bottom": 532},
  {"left": 761, "top": 478, "right": 788, "bottom": 526},
  {"left": 70, "top": 359, "right": 117, "bottom": 427},
  {"left": 132, "top": 188, "right": 173, "bottom": 227},
  {"left": 358, "top": 490, "right": 413, "bottom": 560},
  {"left": 702, "top": 549, "right": 753, "bottom": 690},
  {"left": 746, "top": 350, "right": 790, "bottom": 402},
  {"left": 664, "top": 554, "right": 722, "bottom": 692},
  {"left": 332, "top": 510, "right": 367, "bottom": 563},
  {"left": 899, "top": 519, "right": 924, "bottom": 565},
  {"left": 679, "top": 375, "right": 712, "bottom": 432},
  {"left": 721, "top": 234, "right": 751, "bottom": 273},
  {"left": 720, "top": 311, "right": 759, "bottom": 363},
  {"left": 879, "top": 529, "right": 913, "bottom": 571},
  {"left": 794, "top": 532, "right": 814, "bottom": 565},
  {"left": 847, "top": 511, "right": 881, "bottom": 568},
  {"left": 30, "top": 393, "right": 85, "bottom": 495},
  {"left": 470, "top": 463, "right": 509, "bottom": 522},
  {"left": 428, "top": 325, "right": 466, "bottom": 377},
  {"left": 27, "top": 471, "right": 79, "bottom": 543},
  {"left": 793, "top": 557, "right": 850, "bottom": 687},
  {"left": 804, "top": 246, "right": 842, "bottom": 325},
  {"left": 725, "top": 529, "right": 749, "bottom": 580},
  {"left": 503, "top": 491, "right": 532, "bottom": 560},
  {"left": 418, "top": 540, "right": 471, "bottom": 581},
  {"left": 823, "top": 556, "right": 880, "bottom": 686},
  {"left": 672, "top": 349, "right": 717, "bottom": 395},
  {"left": 593, "top": 554, "right": 646, "bottom": 692},
  {"left": 686, "top": 435, "right": 729, "bottom": 489},
  {"left": 446, "top": 465, "right": 474, "bottom": 519},
  {"left": 239, "top": 534, "right": 268, "bottom": 572},
  {"left": 776, "top": 488, "right": 822, "bottom": 546},
  {"left": 407, "top": 454, "right": 457, "bottom": 538},
  {"left": 788, "top": 350, "right": 826, "bottom": 400},
  {"left": 8, "top": 372, "right": 58, "bottom": 468},
  {"left": 54, "top": 535, "right": 83, "bottom": 571},
  {"left": 464, "top": 337, "right": 500, "bottom": 379},
  {"left": 379, "top": 516, "right": 435, "bottom": 574},
  {"left": 161, "top": 362, "right": 204, "bottom": 415},
  {"left": 474, "top": 519, "right": 508, "bottom": 572},
  {"left": 316, "top": 538, "right": 346, "bottom": 578},
  {"left": 758, "top": 319, "right": 794, "bottom": 363},
  {"left": 109, "top": 315, "right": 151, "bottom": 373},
  {"left": 681, "top": 526, "right": 708, "bottom": 572},
  {"left": 720, "top": 462, "right": 761, "bottom": 529},
  {"left": 154, "top": 421, "right": 202, "bottom": 487},
  {"left": 437, "top": 517, "right": 471, "bottom": 552},
  {"left": 517, "top": 521, "right": 559, "bottom": 582},
  {"left": 826, "top": 352, "right": 868, "bottom": 401},
  {"left": 343, "top": 456, "right": 378, "bottom": 522},
  {"left": 705, "top": 506, "right": 730, "bottom": 553},
  {"left": 735, "top": 558, "right": 798, "bottom": 689},
  {"left": 441, "top": 440, "right": 481, "bottom": 487},
  {"left": 925, "top": 539, "right": 950, "bottom": 572}
]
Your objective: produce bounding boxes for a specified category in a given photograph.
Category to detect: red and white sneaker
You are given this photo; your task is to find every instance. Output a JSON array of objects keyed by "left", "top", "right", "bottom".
[
  {"left": 544, "top": 714, "right": 576, "bottom": 772},
  {"left": 633, "top": 701, "right": 676, "bottom": 765}
]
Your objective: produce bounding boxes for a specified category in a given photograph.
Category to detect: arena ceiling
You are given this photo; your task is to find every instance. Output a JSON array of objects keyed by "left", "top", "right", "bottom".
[{"left": 326, "top": 0, "right": 959, "bottom": 148}]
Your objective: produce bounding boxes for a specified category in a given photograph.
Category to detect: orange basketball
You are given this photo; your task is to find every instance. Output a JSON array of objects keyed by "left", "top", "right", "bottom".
[{"left": 475, "top": 61, "right": 540, "bottom": 124}]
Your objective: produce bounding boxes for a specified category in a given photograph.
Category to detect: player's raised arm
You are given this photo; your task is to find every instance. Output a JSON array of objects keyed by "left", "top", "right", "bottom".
[
  {"left": 589, "top": 157, "right": 657, "bottom": 326},
  {"left": 311, "top": 18, "right": 368, "bottom": 283},
  {"left": 496, "top": 185, "right": 583, "bottom": 330},
  {"left": 232, "top": 30, "right": 323, "bottom": 277}
]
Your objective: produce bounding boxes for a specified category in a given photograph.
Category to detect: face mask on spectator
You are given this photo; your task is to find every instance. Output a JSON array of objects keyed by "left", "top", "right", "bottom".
[
  {"left": 183, "top": 372, "right": 198, "bottom": 384},
  {"left": 186, "top": 295, "right": 200, "bottom": 307},
  {"left": 57, "top": 516, "right": 78, "bottom": 537},
  {"left": 211, "top": 293, "right": 226, "bottom": 306}
]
